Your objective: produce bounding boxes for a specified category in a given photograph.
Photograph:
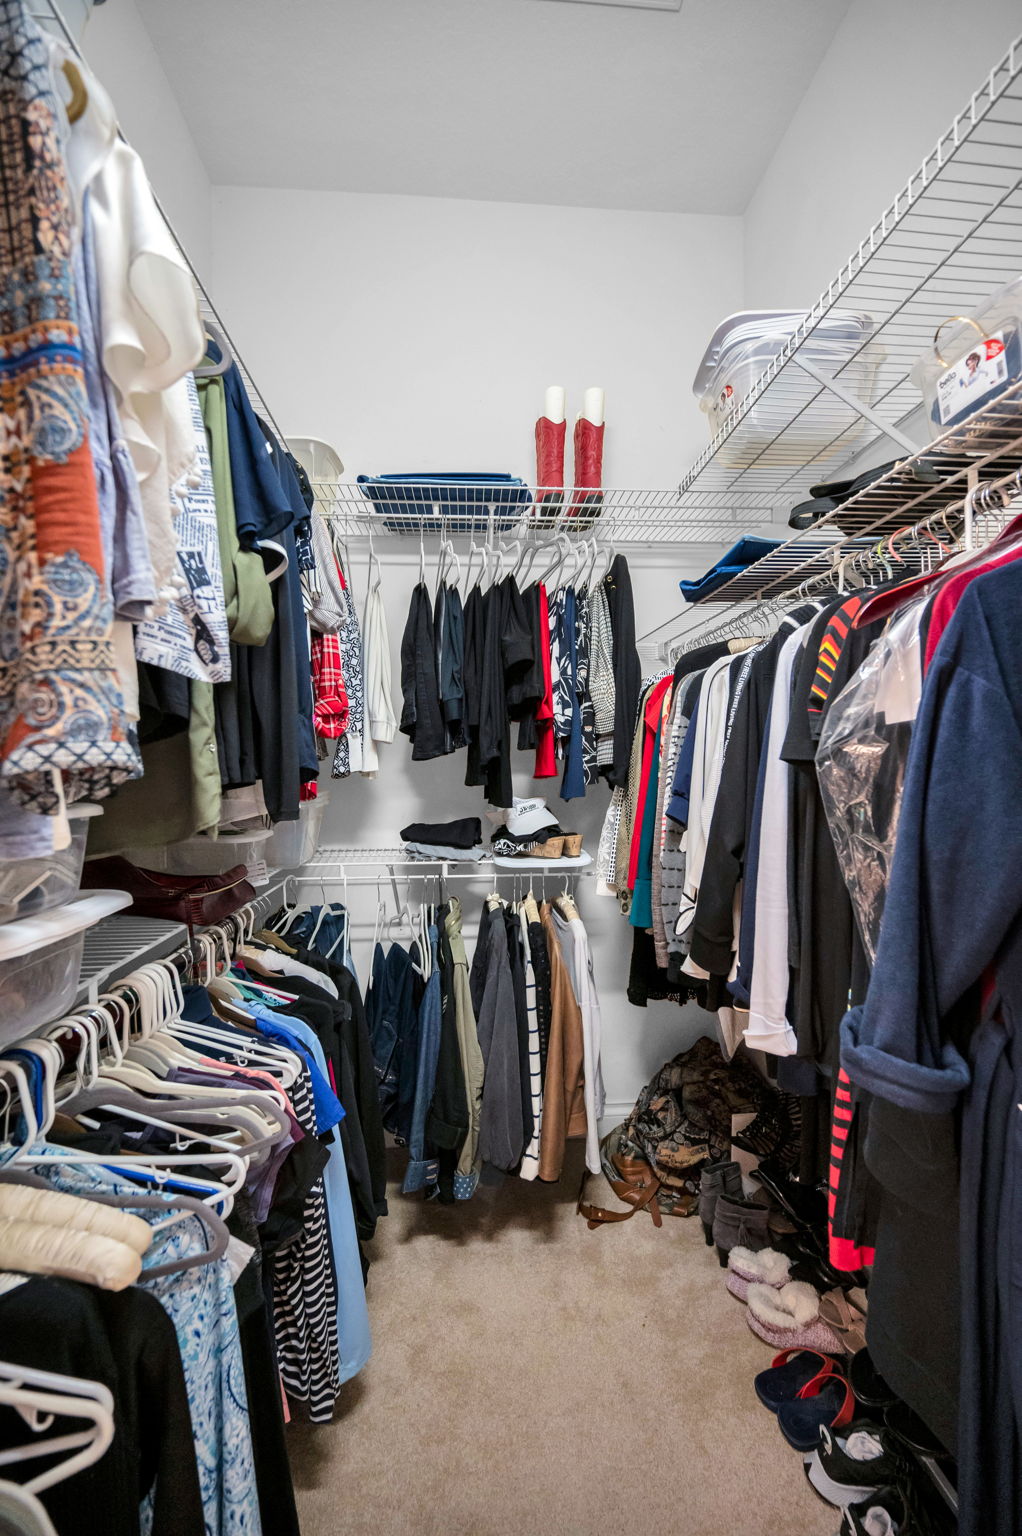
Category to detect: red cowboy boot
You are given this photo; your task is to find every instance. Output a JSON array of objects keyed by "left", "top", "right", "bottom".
[
  {"left": 535, "top": 415, "right": 566, "bottom": 516},
  {"left": 569, "top": 415, "right": 604, "bottom": 518}
]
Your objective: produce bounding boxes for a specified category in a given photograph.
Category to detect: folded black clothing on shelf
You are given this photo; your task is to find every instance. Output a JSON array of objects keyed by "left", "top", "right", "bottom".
[{"left": 399, "top": 817, "right": 482, "bottom": 850}]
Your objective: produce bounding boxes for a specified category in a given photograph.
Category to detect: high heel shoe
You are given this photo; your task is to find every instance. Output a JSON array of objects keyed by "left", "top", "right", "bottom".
[
  {"left": 712, "top": 1193, "right": 773, "bottom": 1266},
  {"left": 698, "top": 1160, "right": 743, "bottom": 1247},
  {"left": 531, "top": 836, "right": 565, "bottom": 860}
]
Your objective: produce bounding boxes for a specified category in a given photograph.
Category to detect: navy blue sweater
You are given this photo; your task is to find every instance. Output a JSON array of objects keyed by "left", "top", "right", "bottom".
[{"left": 841, "top": 558, "right": 1022, "bottom": 1111}]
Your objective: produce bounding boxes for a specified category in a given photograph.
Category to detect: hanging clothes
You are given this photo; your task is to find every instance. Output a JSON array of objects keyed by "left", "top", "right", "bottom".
[
  {"left": 532, "top": 582, "right": 558, "bottom": 778},
  {"left": 556, "top": 587, "right": 586, "bottom": 801},
  {"left": 537, "top": 900, "right": 588, "bottom": 1182},
  {"left": 32, "top": 1154, "right": 262, "bottom": 1536},
  {"left": 588, "top": 577, "right": 616, "bottom": 769},
  {"left": 331, "top": 555, "right": 367, "bottom": 778},
  {"left": 402, "top": 924, "right": 443, "bottom": 1195},
  {"left": 435, "top": 582, "right": 467, "bottom": 753},
  {"left": 518, "top": 900, "right": 546, "bottom": 1182},
  {"left": 134, "top": 374, "right": 232, "bottom": 684},
  {"left": 575, "top": 585, "right": 599, "bottom": 789},
  {"left": 361, "top": 561, "right": 398, "bottom": 772},
  {"left": 0, "top": 0, "right": 136, "bottom": 812},
  {"left": 399, "top": 581, "right": 446, "bottom": 761},
  {"left": 474, "top": 902, "right": 526, "bottom": 1172},
  {"left": 548, "top": 902, "right": 605, "bottom": 1175},
  {"left": 445, "top": 898, "right": 484, "bottom": 1201},
  {"left": 429, "top": 906, "right": 471, "bottom": 1201},
  {"left": 602, "top": 554, "right": 642, "bottom": 790}
]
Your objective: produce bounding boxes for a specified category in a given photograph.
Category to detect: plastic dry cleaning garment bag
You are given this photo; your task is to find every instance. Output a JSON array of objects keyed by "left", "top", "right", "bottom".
[{"left": 815, "top": 598, "right": 925, "bottom": 964}]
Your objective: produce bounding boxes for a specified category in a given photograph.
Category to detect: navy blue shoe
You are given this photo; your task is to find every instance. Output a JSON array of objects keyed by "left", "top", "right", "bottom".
[
  {"left": 754, "top": 1348, "right": 840, "bottom": 1412},
  {"left": 777, "top": 1375, "right": 855, "bottom": 1452}
]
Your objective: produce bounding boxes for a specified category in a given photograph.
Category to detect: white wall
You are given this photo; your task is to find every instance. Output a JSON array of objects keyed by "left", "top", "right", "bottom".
[
  {"left": 744, "top": 0, "right": 1020, "bottom": 310},
  {"left": 211, "top": 187, "right": 742, "bottom": 487},
  {"left": 82, "top": 0, "right": 213, "bottom": 278},
  {"left": 211, "top": 186, "right": 743, "bottom": 1116}
]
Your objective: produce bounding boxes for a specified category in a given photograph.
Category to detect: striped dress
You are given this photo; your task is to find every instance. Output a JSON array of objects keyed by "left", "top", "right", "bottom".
[
  {"left": 518, "top": 904, "right": 545, "bottom": 1180},
  {"left": 270, "top": 1067, "right": 341, "bottom": 1422}
]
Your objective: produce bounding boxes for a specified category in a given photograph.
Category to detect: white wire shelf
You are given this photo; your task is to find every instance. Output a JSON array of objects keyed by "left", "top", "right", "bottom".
[
  {"left": 302, "top": 847, "right": 593, "bottom": 878},
  {"left": 76, "top": 916, "right": 189, "bottom": 1005},
  {"left": 318, "top": 483, "right": 761, "bottom": 545},
  {"left": 681, "top": 373, "right": 1022, "bottom": 609},
  {"left": 72, "top": 872, "right": 295, "bottom": 1004},
  {"left": 677, "top": 34, "right": 1022, "bottom": 513}
]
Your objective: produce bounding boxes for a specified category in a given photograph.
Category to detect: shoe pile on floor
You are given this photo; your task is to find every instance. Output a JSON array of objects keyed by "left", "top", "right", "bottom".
[{"left": 700, "top": 1158, "right": 957, "bottom": 1536}]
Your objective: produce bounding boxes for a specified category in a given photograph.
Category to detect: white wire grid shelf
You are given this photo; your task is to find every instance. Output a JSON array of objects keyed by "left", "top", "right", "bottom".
[
  {"left": 662, "top": 445, "right": 1022, "bottom": 657},
  {"left": 72, "top": 873, "right": 295, "bottom": 1005},
  {"left": 681, "top": 374, "right": 1022, "bottom": 610},
  {"left": 318, "top": 483, "right": 761, "bottom": 546},
  {"left": 76, "top": 916, "right": 188, "bottom": 1005},
  {"left": 302, "top": 847, "right": 593, "bottom": 878},
  {"left": 677, "top": 33, "right": 1022, "bottom": 512}
]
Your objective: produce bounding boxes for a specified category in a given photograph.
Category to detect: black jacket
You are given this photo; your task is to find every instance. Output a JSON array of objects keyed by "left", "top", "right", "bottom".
[
  {"left": 428, "top": 911, "right": 470, "bottom": 1201},
  {"left": 400, "top": 580, "right": 447, "bottom": 760},
  {"left": 603, "top": 555, "right": 642, "bottom": 789}
]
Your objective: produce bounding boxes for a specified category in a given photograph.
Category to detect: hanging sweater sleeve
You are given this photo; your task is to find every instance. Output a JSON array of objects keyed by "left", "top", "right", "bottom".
[{"left": 688, "top": 674, "right": 757, "bottom": 975}]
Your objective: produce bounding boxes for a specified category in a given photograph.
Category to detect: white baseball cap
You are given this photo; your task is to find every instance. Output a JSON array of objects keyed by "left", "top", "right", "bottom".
[{"left": 505, "top": 797, "right": 560, "bottom": 838}]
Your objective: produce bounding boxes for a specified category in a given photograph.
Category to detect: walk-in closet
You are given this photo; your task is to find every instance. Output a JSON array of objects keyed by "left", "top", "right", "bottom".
[{"left": 1, "top": 1, "right": 1021, "bottom": 1532}]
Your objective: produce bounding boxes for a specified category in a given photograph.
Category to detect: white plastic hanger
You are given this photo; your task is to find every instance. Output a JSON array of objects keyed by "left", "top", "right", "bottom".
[{"left": 0, "top": 1362, "right": 114, "bottom": 1496}]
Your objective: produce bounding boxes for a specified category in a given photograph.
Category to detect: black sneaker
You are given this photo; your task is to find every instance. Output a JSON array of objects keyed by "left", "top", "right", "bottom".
[
  {"left": 839, "top": 1481, "right": 936, "bottom": 1536},
  {"left": 806, "top": 1420, "right": 908, "bottom": 1507}
]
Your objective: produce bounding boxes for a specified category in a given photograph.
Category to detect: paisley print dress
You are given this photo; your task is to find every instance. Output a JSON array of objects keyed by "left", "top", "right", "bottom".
[{"left": 0, "top": 0, "right": 136, "bottom": 810}]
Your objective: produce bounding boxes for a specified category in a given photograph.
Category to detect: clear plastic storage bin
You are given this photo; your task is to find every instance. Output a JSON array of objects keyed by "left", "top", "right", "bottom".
[
  {"left": 0, "top": 804, "right": 102, "bottom": 925},
  {"left": 264, "top": 796, "right": 328, "bottom": 870},
  {"left": 0, "top": 889, "right": 131, "bottom": 1041},
  {"left": 910, "top": 276, "right": 1022, "bottom": 435},
  {"left": 693, "top": 309, "right": 880, "bottom": 462},
  {"left": 119, "top": 827, "right": 274, "bottom": 886}
]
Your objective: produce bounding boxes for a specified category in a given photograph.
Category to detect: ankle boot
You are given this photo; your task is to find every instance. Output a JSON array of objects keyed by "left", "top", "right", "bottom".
[
  {"left": 712, "top": 1194, "right": 773, "bottom": 1268},
  {"left": 698, "top": 1160, "right": 744, "bottom": 1247},
  {"left": 534, "top": 416, "right": 566, "bottom": 515}
]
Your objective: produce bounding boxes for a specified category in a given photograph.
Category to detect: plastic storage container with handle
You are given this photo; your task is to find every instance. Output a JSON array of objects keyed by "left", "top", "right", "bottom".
[
  {"left": 264, "top": 796, "right": 328, "bottom": 870},
  {"left": 0, "top": 889, "right": 131, "bottom": 1041},
  {"left": 118, "top": 827, "right": 274, "bottom": 887},
  {"left": 693, "top": 309, "right": 880, "bottom": 464},
  {"left": 0, "top": 804, "right": 103, "bottom": 925}
]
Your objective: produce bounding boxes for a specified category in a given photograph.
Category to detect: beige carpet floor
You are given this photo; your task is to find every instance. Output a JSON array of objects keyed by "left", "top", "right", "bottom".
[{"left": 288, "top": 1144, "right": 838, "bottom": 1536}]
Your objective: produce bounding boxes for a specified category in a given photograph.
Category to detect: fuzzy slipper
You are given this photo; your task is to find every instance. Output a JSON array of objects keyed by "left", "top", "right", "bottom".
[
  {"left": 726, "top": 1269, "right": 754, "bottom": 1303},
  {"left": 728, "top": 1245, "right": 792, "bottom": 1286},
  {"left": 746, "top": 1280, "right": 845, "bottom": 1353}
]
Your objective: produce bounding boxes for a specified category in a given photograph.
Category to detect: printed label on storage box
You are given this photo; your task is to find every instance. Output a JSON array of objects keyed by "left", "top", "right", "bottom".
[{"left": 936, "top": 330, "right": 1008, "bottom": 424}]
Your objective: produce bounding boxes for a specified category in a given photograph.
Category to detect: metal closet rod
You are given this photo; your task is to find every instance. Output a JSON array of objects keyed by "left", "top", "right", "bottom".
[{"left": 34, "top": 0, "right": 290, "bottom": 450}]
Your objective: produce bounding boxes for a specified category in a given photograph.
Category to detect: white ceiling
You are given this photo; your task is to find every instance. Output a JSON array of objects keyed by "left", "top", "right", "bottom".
[{"left": 135, "top": 0, "right": 851, "bottom": 215}]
